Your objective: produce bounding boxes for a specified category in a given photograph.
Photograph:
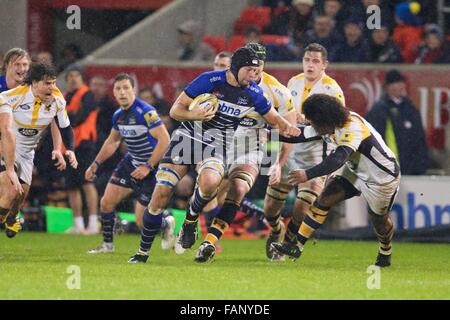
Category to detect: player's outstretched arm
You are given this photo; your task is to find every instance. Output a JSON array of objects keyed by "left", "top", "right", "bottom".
[
  {"left": 85, "top": 129, "right": 121, "bottom": 181},
  {"left": 170, "top": 92, "right": 215, "bottom": 122},
  {"left": 262, "top": 107, "right": 300, "bottom": 137}
]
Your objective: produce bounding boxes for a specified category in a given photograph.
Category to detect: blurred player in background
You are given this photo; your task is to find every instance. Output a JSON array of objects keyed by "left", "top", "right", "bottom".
[
  {"left": 85, "top": 73, "right": 174, "bottom": 254},
  {"left": 273, "top": 94, "right": 400, "bottom": 267},
  {"left": 263, "top": 43, "right": 345, "bottom": 260},
  {"left": 0, "top": 63, "right": 77, "bottom": 237},
  {"left": 195, "top": 43, "right": 296, "bottom": 262},
  {"left": 128, "top": 47, "right": 300, "bottom": 263}
]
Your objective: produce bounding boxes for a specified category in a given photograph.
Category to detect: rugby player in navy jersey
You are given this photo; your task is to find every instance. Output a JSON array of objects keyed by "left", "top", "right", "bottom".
[
  {"left": 129, "top": 47, "right": 300, "bottom": 263},
  {"left": 85, "top": 73, "right": 174, "bottom": 254}
]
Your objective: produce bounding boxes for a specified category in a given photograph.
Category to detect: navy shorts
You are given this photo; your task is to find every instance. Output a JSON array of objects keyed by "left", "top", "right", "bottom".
[{"left": 109, "top": 157, "right": 157, "bottom": 206}]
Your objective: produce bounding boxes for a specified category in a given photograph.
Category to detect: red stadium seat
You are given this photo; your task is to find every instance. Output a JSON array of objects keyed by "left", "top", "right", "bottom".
[
  {"left": 202, "top": 36, "right": 227, "bottom": 54},
  {"left": 260, "top": 34, "right": 289, "bottom": 46},
  {"left": 234, "top": 6, "right": 271, "bottom": 34},
  {"left": 227, "top": 35, "right": 245, "bottom": 53}
]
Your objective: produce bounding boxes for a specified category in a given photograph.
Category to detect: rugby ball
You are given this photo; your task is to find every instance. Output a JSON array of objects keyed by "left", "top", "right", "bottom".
[{"left": 188, "top": 93, "right": 219, "bottom": 114}]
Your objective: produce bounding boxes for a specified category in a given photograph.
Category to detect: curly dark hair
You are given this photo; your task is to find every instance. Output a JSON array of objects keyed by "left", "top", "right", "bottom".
[
  {"left": 302, "top": 94, "right": 349, "bottom": 128},
  {"left": 24, "top": 63, "right": 57, "bottom": 85}
]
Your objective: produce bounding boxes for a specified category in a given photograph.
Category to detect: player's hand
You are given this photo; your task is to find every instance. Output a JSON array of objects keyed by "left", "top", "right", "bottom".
[
  {"left": 51, "top": 150, "right": 67, "bottom": 171},
  {"left": 296, "top": 111, "right": 306, "bottom": 124},
  {"left": 65, "top": 150, "right": 78, "bottom": 169},
  {"left": 191, "top": 108, "right": 216, "bottom": 121},
  {"left": 131, "top": 165, "right": 150, "bottom": 180},
  {"left": 281, "top": 125, "right": 301, "bottom": 138},
  {"left": 268, "top": 163, "right": 281, "bottom": 186},
  {"left": 288, "top": 169, "right": 308, "bottom": 185},
  {"left": 85, "top": 164, "right": 97, "bottom": 182},
  {"left": 6, "top": 169, "right": 23, "bottom": 195}
]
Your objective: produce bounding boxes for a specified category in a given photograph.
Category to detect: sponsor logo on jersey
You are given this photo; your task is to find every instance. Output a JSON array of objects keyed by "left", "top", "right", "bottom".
[
  {"left": 237, "top": 97, "right": 248, "bottom": 106},
  {"left": 218, "top": 102, "right": 241, "bottom": 116},
  {"left": 19, "top": 104, "right": 30, "bottom": 110},
  {"left": 239, "top": 117, "right": 257, "bottom": 127},
  {"left": 209, "top": 76, "right": 221, "bottom": 83},
  {"left": 18, "top": 128, "right": 39, "bottom": 136},
  {"left": 119, "top": 127, "right": 137, "bottom": 136}
]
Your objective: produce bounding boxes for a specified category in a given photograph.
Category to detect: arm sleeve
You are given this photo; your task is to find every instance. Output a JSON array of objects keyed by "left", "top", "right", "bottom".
[
  {"left": 59, "top": 125, "right": 74, "bottom": 151},
  {"left": 142, "top": 108, "right": 163, "bottom": 130},
  {"left": 305, "top": 145, "right": 354, "bottom": 180},
  {"left": 278, "top": 125, "right": 321, "bottom": 143},
  {"left": 55, "top": 96, "right": 71, "bottom": 128}
]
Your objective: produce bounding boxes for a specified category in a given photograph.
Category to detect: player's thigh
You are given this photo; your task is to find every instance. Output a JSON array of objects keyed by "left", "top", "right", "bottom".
[
  {"left": 362, "top": 176, "right": 400, "bottom": 216},
  {"left": 318, "top": 175, "right": 359, "bottom": 208},
  {"left": 101, "top": 183, "right": 133, "bottom": 212}
]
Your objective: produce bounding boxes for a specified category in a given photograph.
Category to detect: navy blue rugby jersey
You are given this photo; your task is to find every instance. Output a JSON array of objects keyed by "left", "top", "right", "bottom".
[
  {"left": 179, "top": 70, "right": 271, "bottom": 149},
  {"left": 112, "top": 98, "right": 162, "bottom": 167}
]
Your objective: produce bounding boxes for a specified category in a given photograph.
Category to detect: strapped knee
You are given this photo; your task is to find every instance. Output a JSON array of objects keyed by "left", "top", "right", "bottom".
[
  {"left": 296, "top": 188, "right": 319, "bottom": 206},
  {"left": 229, "top": 170, "right": 255, "bottom": 190},
  {"left": 266, "top": 185, "right": 290, "bottom": 202},
  {"left": 156, "top": 167, "right": 181, "bottom": 189},
  {"left": 198, "top": 158, "right": 225, "bottom": 178}
]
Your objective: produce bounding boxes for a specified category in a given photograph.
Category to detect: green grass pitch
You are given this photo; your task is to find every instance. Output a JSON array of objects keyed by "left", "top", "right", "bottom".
[{"left": 0, "top": 233, "right": 449, "bottom": 300}]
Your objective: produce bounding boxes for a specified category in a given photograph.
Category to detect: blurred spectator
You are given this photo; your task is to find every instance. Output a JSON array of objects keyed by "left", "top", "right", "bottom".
[
  {"left": 213, "top": 51, "right": 231, "bottom": 70},
  {"left": 243, "top": 26, "right": 262, "bottom": 45},
  {"left": 177, "top": 20, "right": 215, "bottom": 61},
  {"left": 89, "top": 75, "right": 121, "bottom": 196},
  {"left": 413, "top": 25, "right": 450, "bottom": 64},
  {"left": 265, "top": 0, "right": 314, "bottom": 38},
  {"left": 64, "top": 66, "right": 99, "bottom": 234},
  {"left": 139, "top": 87, "right": 176, "bottom": 134},
  {"left": 330, "top": 20, "right": 369, "bottom": 62},
  {"left": 392, "top": 1, "right": 423, "bottom": 63},
  {"left": 320, "top": 0, "right": 347, "bottom": 34},
  {"left": 301, "top": 15, "right": 342, "bottom": 58},
  {"left": 365, "top": 70, "right": 428, "bottom": 175},
  {"left": 368, "top": 25, "right": 403, "bottom": 63},
  {"left": 58, "top": 43, "right": 84, "bottom": 72},
  {"left": 35, "top": 51, "right": 54, "bottom": 66}
]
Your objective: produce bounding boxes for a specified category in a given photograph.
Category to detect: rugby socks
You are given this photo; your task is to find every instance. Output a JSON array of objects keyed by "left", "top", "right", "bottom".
[
  {"left": 204, "top": 206, "right": 221, "bottom": 227},
  {"left": 265, "top": 211, "right": 283, "bottom": 235},
  {"left": 74, "top": 216, "right": 84, "bottom": 230},
  {"left": 139, "top": 209, "right": 162, "bottom": 254},
  {"left": 101, "top": 212, "right": 116, "bottom": 243},
  {"left": 374, "top": 220, "right": 394, "bottom": 256},
  {"left": 286, "top": 219, "right": 301, "bottom": 243},
  {"left": 297, "top": 201, "right": 330, "bottom": 248},
  {"left": 88, "top": 214, "right": 99, "bottom": 232},
  {"left": 186, "top": 187, "right": 214, "bottom": 222},
  {"left": 205, "top": 199, "right": 240, "bottom": 245}
]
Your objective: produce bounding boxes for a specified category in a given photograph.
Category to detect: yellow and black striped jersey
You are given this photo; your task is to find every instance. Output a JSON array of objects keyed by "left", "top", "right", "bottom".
[
  {"left": 304, "top": 111, "right": 400, "bottom": 184},
  {"left": 237, "top": 71, "right": 294, "bottom": 128},
  {"left": 0, "top": 85, "right": 70, "bottom": 158},
  {"left": 288, "top": 73, "right": 345, "bottom": 113}
]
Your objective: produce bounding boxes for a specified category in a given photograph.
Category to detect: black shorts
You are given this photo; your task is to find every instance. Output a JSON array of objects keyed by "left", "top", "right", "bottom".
[
  {"left": 161, "top": 130, "right": 226, "bottom": 166},
  {"left": 109, "top": 156, "right": 157, "bottom": 206},
  {"left": 65, "top": 141, "right": 97, "bottom": 189}
]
